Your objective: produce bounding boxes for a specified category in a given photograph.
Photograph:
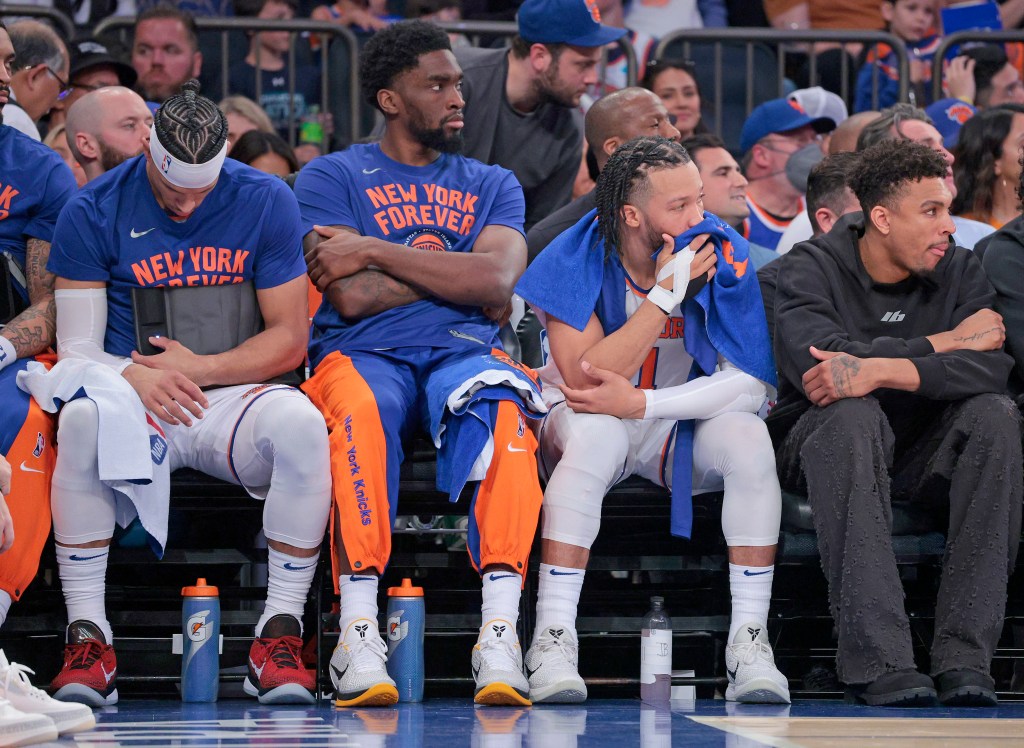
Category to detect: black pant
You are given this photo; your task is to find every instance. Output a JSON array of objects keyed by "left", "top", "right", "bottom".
[{"left": 775, "top": 394, "right": 1023, "bottom": 684}]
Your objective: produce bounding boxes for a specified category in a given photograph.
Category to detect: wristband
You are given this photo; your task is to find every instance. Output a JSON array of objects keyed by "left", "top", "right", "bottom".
[
  {"left": 0, "top": 336, "right": 16, "bottom": 371},
  {"left": 647, "top": 285, "right": 676, "bottom": 315}
]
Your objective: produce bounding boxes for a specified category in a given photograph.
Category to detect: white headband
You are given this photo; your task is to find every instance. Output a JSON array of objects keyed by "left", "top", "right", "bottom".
[{"left": 149, "top": 124, "right": 227, "bottom": 189}]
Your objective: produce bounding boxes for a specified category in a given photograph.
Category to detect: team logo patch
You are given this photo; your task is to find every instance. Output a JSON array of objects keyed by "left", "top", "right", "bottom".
[
  {"left": 150, "top": 434, "right": 168, "bottom": 465},
  {"left": 787, "top": 98, "right": 806, "bottom": 115},
  {"left": 160, "top": 154, "right": 172, "bottom": 174},
  {"left": 583, "top": 0, "right": 601, "bottom": 22},
  {"left": 943, "top": 102, "right": 974, "bottom": 125},
  {"left": 405, "top": 228, "right": 452, "bottom": 253},
  {"left": 516, "top": 413, "right": 525, "bottom": 438},
  {"left": 32, "top": 432, "right": 44, "bottom": 458}
]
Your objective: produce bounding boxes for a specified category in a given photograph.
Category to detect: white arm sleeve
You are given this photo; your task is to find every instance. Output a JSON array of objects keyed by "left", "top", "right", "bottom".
[
  {"left": 55, "top": 288, "right": 133, "bottom": 373},
  {"left": 643, "top": 357, "right": 768, "bottom": 421}
]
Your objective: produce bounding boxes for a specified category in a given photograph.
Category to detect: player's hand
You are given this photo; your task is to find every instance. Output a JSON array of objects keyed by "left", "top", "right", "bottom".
[
  {"left": 944, "top": 56, "right": 976, "bottom": 104},
  {"left": 0, "top": 491, "right": 13, "bottom": 554},
  {"left": 122, "top": 363, "right": 209, "bottom": 427},
  {"left": 483, "top": 301, "right": 513, "bottom": 327},
  {"left": 801, "top": 347, "right": 876, "bottom": 407},
  {"left": 132, "top": 336, "right": 216, "bottom": 387},
  {"left": 559, "top": 361, "right": 647, "bottom": 419},
  {"left": 306, "top": 225, "right": 371, "bottom": 291},
  {"left": 0, "top": 455, "right": 10, "bottom": 498},
  {"left": 946, "top": 309, "right": 1006, "bottom": 352}
]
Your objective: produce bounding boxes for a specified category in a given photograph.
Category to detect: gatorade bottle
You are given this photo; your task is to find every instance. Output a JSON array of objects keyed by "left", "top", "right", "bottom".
[
  {"left": 640, "top": 596, "right": 672, "bottom": 705},
  {"left": 386, "top": 578, "right": 425, "bottom": 702},
  {"left": 181, "top": 578, "right": 219, "bottom": 702}
]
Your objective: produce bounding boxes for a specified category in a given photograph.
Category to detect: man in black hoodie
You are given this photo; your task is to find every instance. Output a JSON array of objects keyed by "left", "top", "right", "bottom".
[{"left": 771, "top": 139, "right": 1022, "bottom": 708}]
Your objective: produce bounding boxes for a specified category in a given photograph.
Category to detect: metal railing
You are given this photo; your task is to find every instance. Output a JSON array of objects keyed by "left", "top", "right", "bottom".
[
  {"left": 0, "top": 3, "right": 75, "bottom": 39},
  {"left": 932, "top": 30, "right": 1024, "bottom": 102},
  {"left": 94, "top": 16, "right": 358, "bottom": 150},
  {"left": 655, "top": 28, "right": 910, "bottom": 144}
]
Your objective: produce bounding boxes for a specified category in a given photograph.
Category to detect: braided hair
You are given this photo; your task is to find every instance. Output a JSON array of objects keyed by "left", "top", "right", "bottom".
[
  {"left": 595, "top": 136, "right": 691, "bottom": 256},
  {"left": 153, "top": 79, "right": 228, "bottom": 164}
]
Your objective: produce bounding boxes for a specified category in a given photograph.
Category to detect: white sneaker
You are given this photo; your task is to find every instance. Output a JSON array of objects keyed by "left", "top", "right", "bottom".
[
  {"left": 525, "top": 626, "right": 587, "bottom": 703},
  {"left": 0, "top": 651, "right": 94, "bottom": 736},
  {"left": 724, "top": 622, "right": 790, "bottom": 704},
  {"left": 472, "top": 619, "right": 530, "bottom": 706},
  {"left": 0, "top": 697, "right": 58, "bottom": 747},
  {"left": 330, "top": 619, "right": 398, "bottom": 707}
]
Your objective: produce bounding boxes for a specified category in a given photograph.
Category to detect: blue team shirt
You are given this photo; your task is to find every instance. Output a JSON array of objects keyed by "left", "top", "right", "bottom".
[
  {"left": 294, "top": 143, "right": 526, "bottom": 369},
  {"left": 0, "top": 126, "right": 77, "bottom": 299},
  {"left": 48, "top": 156, "right": 307, "bottom": 357}
]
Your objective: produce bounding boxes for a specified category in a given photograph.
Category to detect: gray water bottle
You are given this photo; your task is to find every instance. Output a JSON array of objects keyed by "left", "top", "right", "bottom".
[{"left": 640, "top": 596, "right": 672, "bottom": 705}]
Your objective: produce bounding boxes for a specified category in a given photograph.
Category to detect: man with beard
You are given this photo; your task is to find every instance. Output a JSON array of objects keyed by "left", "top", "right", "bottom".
[
  {"left": 131, "top": 5, "right": 202, "bottom": 105},
  {"left": 770, "top": 138, "right": 1022, "bottom": 707},
  {"left": 65, "top": 87, "right": 152, "bottom": 183},
  {"left": 454, "top": 0, "right": 624, "bottom": 230},
  {"left": 295, "top": 20, "right": 546, "bottom": 708},
  {"left": 0, "top": 23, "right": 84, "bottom": 714}
]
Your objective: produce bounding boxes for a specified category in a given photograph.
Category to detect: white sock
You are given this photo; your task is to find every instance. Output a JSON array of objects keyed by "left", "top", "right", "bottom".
[
  {"left": 55, "top": 544, "right": 112, "bottom": 643},
  {"left": 0, "top": 590, "right": 11, "bottom": 629},
  {"left": 256, "top": 547, "right": 318, "bottom": 636},
  {"left": 728, "top": 563, "right": 773, "bottom": 642},
  {"left": 339, "top": 573, "right": 379, "bottom": 641},
  {"left": 533, "top": 563, "right": 584, "bottom": 643},
  {"left": 480, "top": 570, "right": 522, "bottom": 640}
]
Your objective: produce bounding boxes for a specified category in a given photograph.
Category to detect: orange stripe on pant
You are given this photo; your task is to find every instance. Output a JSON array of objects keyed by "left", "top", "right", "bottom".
[
  {"left": 471, "top": 400, "right": 544, "bottom": 577},
  {"left": 302, "top": 351, "right": 392, "bottom": 577},
  {"left": 1, "top": 360, "right": 56, "bottom": 600}
]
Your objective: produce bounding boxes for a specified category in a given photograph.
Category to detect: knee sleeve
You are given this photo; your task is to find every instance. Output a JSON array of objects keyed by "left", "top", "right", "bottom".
[
  {"left": 694, "top": 412, "right": 781, "bottom": 547},
  {"left": 52, "top": 399, "right": 116, "bottom": 544},
  {"left": 248, "top": 394, "right": 332, "bottom": 550},
  {"left": 541, "top": 412, "right": 630, "bottom": 549}
]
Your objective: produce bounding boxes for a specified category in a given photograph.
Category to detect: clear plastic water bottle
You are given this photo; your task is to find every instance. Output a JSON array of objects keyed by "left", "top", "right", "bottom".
[
  {"left": 640, "top": 596, "right": 672, "bottom": 705},
  {"left": 181, "top": 578, "right": 219, "bottom": 702},
  {"left": 386, "top": 578, "right": 425, "bottom": 701}
]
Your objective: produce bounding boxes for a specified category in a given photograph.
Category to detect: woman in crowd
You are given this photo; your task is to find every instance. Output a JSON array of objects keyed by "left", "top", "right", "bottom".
[
  {"left": 953, "top": 105, "right": 1024, "bottom": 230},
  {"left": 228, "top": 129, "right": 299, "bottom": 177},
  {"left": 641, "top": 58, "right": 705, "bottom": 139}
]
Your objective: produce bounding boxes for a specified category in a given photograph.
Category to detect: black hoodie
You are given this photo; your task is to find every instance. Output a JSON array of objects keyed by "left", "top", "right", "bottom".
[
  {"left": 980, "top": 213, "right": 1024, "bottom": 399},
  {"left": 769, "top": 212, "right": 1012, "bottom": 431}
]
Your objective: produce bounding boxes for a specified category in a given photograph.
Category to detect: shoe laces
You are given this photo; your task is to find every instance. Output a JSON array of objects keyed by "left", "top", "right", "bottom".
[
  {"left": 731, "top": 639, "right": 773, "bottom": 667},
  {"left": 266, "top": 636, "right": 304, "bottom": 671},
  {"left": 477, "top": 636, "right": 521, "bottom": 671},
  {"left": 0, "top": 659, "right": 47, "bottom": 702},
  {"left": 534, "top": 630, "right": 577, "bottom": 665},
  {"left": 347, "top": 633, "right": 388, "bottom": 674},
  {"left": 65, "top": 640, "right": 104, "bottom": 670}
]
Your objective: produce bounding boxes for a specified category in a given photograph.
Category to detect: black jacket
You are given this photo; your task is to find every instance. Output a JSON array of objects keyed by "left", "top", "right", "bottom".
[
  {"left": 981, "top": 214, "right": 1024, "bottom": 399},
  {"left": 770, "top": 213, "right": 1012, "bottom": 430}
]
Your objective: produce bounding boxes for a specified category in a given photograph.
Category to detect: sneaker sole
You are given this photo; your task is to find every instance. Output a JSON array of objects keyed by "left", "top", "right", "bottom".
[
  {"left": 52, "top": 683, "right": 118, "bottom": 707},
  {"left": 243, "top": 679, "right": 316, "bottom": 705},
  {"left": 939, "top": 685, "right": 998, "bottom": 707},
  {"left": 334, "top": 683, "right": 399, "bottom": 708},
  {"left": 859, "top": 686, "right": 937, "bottom": 707},
  {"left": 726, "top": 676, "right": 791, "bottom": 704},
  {"left": 1, "top": 719, "right": 59, "bottom": 747},
  {"left": 529, "top": 678, "right": 588, "bottom": 704},
  {"left": 49, "top": 710, "right": 97, "bottom": 736},
  {"left": 474, "top": 682, "right": 532, "bottom": 706}
]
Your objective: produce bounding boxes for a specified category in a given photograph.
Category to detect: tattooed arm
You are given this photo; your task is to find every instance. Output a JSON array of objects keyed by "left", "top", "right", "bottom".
[
  {"left": 1, "top": 238, "right": 56, "bottom": 357},
  {"left": 801, "top": 346, "right": 922, "bottom": 407}
]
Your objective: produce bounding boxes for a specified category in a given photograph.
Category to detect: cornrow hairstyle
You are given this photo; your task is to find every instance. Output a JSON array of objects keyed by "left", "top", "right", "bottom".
[
  {"left": 595, "top": 136, "right": 691, "bottom": 256},
  {"left": 359, "top": 20, "right": 451, "bottom": 112},
  {"left": 154, "top": 79, "right": 228, "bottom": 163}
]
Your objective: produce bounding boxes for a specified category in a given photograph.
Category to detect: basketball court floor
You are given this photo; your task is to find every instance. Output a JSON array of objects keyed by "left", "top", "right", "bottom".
[{"left": 57, "top": 698, "right": 1024, "bottom": 747}]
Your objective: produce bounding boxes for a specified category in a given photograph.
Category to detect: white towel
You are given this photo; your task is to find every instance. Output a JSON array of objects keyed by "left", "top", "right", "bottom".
[{"left": 17, "top": 359, "right": 171, "bottom": 555}]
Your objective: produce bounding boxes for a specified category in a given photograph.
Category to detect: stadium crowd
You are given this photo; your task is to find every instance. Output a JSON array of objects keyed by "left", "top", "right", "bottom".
[{"left": 2, "top": 0, "right": 1024, "bottom": 736}]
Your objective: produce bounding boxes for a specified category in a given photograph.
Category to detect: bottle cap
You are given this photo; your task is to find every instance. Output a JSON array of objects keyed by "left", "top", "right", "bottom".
[
  {"left": 387, "top": 578, "right": 423, "bottom": 597},
  {"left": 182, "top": 578, "right": 219, "bottom": 596}
]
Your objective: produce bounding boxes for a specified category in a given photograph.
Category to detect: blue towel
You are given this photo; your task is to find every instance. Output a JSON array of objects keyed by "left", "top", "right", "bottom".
[{"left": 516, "top": 210, "right": 775, "bottom": 538}]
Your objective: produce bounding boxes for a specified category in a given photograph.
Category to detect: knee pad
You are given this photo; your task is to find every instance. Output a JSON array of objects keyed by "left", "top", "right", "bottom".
[
  {"left": 54, "top": 399, "right": 100, "bottom": 481},
  {"left": 541, "top": 414, "right": 629, "bottom": 548},
  {"left": 52, "top": 400, "right": 115, "bottom": 544}
]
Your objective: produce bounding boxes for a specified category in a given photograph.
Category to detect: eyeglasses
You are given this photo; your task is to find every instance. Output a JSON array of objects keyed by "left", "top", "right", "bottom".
[{"left": 26, "top": 64, "right": 71, "bottom": 99}]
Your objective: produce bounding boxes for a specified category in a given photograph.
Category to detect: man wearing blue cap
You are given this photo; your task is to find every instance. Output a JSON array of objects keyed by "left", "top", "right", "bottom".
[
  {"left": 739, "top": 97, "right": 835, "bottom": 252},
  {"left": 454, "top": 0, "right": 625, "bottom": 230}
]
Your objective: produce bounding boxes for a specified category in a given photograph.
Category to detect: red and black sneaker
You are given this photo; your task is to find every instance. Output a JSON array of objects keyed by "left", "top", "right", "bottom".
[
  {"left": 50, "top": 620, "right": 118, "bottom": 707},
  {"left": 244, "top": 614, "right": 316, "bottom": 704}
]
